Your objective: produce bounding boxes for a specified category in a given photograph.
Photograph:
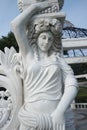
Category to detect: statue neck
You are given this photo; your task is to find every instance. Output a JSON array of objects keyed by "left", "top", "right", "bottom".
[{"left": 38, "top": 49, "right": 49, "bottom": 60}]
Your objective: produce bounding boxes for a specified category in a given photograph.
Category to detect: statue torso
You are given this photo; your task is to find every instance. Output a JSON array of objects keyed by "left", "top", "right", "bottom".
[{"left": 23, "top": 54, "right": 63, "bottom": 104}]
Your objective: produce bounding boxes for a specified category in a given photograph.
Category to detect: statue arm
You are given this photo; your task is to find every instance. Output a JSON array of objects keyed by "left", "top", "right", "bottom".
[
  {"left": 11, "top": 5, "right": 38, "bottom": 56},
  {"left": 57, "top": 57, "right": 78, "bottom": 112},
  {"left": 11, "top": 3, "right": 52, "bottom": 57},
  {"left": 51, "top": 57, "right": 78, "bottom": 130},
  {"left": 51, "top": 87, "right": 78, "bottom": 130}
]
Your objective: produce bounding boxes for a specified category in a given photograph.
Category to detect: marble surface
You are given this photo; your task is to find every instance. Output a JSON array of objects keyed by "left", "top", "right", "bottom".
[{"left": 0, "top": 0, "right": 78, "bottom": 130}]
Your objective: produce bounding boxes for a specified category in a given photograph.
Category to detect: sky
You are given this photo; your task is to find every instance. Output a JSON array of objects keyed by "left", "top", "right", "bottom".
[{"left": 0, "top": 0, "right": 87, "bottom": 37}]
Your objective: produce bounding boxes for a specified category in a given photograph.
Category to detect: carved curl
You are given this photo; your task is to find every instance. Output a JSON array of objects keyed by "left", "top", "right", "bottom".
[{"left": 27, "top": 18, "right": 63, "bottom": 53}]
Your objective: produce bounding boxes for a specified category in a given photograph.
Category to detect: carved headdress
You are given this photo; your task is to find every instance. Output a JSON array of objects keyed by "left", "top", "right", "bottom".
[
  {"left": 27, "top": 17, "right": 64, "bottom": 53},
  {"left": 18, "top": 0, "right": 65, "bottom": 28},
  {"left": 18, "top": 0, "right": 64, "bottom": 12},
  {"left": 18, "top": 0, "right": 65, "bottom": 53}
]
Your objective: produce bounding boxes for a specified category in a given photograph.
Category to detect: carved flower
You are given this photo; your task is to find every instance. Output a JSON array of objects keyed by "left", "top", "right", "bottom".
[{"left": 50, "top": 19, "right": 58, "bottom": 26}]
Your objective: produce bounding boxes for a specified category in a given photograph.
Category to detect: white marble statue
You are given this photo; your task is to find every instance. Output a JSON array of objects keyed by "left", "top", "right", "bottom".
[{"left": 0, "top": 1, "right": 78, "bottom": 130}]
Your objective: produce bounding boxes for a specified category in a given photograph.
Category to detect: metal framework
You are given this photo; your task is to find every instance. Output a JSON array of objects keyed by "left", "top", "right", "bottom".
[
  {"left": 63, "top": 27, "right": 87, "bottom": 39},
  {"left": 62, "top": 20, "right": 87, "bottom": 57},
  {"left": 63, "top": 20, "right": 87, "bottom": 38},
  {"left": 62, "top": 21, "right": 87, "bottom": 80}
]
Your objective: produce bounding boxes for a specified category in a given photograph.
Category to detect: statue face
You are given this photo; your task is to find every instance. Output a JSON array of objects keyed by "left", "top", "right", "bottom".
[{"left": 37, "top": 31, "right": 53, "bottom": 52}]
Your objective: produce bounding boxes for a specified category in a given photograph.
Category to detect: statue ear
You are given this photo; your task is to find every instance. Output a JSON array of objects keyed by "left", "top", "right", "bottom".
[{"left": 0, "top": 47, "right": 23, "bottom": 130}]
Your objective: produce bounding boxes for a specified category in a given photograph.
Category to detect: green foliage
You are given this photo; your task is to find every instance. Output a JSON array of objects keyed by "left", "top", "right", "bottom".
[
  {"left": 0, "top": 32, "right": 19, "bottom": 52},
  {"left": 76, "top": 87, "right": 87, "bottom": 103},
  {"left": 70, "top": 63, "right": 87, "bottom": 75}
]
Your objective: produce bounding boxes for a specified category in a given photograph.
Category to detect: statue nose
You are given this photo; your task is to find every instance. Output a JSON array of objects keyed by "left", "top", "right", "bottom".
[{"left": 45, "top": 39, "right": 49, "bottom": 43}]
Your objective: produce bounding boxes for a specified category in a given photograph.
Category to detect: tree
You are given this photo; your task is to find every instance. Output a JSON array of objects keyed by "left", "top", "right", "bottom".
[{"left": 0, "top": 32, "right": 19, "bottom": 52}]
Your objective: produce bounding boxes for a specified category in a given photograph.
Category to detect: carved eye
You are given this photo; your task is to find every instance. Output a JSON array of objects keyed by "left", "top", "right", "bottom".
[{"left": 41, "top": 35, "right": 46, "bottom": 39}]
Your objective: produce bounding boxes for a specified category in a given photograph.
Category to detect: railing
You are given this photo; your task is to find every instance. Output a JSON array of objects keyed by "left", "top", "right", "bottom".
[
  {"left": 71, "top": 103, "right": 87, "bottom": 110},
  {"left": 63, "top": 38, "right": 87, "bottom": 64}
]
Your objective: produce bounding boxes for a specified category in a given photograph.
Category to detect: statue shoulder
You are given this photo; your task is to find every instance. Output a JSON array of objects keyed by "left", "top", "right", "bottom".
[{"left": 57, "top": 56, "right": 73, "bottom": 73}]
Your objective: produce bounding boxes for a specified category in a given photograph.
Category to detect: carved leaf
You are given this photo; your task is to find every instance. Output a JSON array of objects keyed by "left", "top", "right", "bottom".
[
  {"left": 0, "top": 47, "right": 17, "bottom": 69},
  {"left": 0, "top": 47, "right": 22, "bottom": 130}
]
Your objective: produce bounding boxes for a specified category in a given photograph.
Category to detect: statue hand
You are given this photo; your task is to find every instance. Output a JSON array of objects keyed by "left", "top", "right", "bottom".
[{"left": 51, "top": 110, "right": 65, "bottom": 130}]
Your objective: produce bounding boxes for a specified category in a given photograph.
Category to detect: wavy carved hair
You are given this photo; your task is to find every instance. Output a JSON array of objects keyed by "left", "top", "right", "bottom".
[{"left": 27, "top": 18, "right": 63, "bottom": 55}]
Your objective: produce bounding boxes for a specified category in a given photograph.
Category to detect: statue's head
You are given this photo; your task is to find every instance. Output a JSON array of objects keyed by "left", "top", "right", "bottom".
[
  {"left": 37, "top": 31, "right": 54, "bottom": 52},
  {"left": 27, "top": 18, "right": 63, "bottom": 53}
]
